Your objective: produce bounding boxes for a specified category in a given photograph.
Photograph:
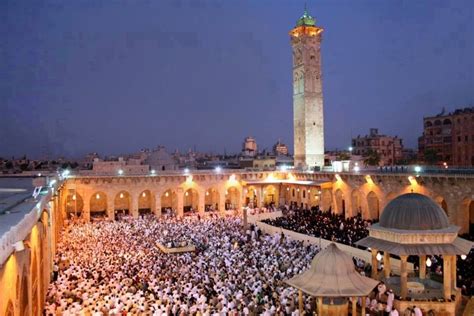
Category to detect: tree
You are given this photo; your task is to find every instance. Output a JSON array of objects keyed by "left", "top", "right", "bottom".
[
  {"left": 336, "top": 152, "right": 351, "bottom": 161},
  {"left": 363, "top": 149, "right": 381, "bottom": 166},
  {"left": 423, "top": 149, "right": 440, "bottom": 165}
]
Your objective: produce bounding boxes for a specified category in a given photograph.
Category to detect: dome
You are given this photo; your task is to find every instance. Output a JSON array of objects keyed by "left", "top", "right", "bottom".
[
  {"left": 379, "top": 193, "right": 450, "bottom": 230},
  {"left": 285, "top": 243, "right": 379, "bottom": 297},
  {"left": 296, "top": 9, "right": 316, "bottom": 27},
  {"left": 310, "top": 243, "right": 356, "bottom": 276}
]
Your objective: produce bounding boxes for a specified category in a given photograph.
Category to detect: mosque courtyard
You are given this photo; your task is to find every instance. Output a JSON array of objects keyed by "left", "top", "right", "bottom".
[{"left": 44, "top": 215, "right": 320, "bottom": 315}]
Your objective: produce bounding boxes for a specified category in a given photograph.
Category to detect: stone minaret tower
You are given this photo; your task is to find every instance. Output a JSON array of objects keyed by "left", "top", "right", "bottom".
[{"left": 290, "top": 8, "right": 324, "bottom": 169}]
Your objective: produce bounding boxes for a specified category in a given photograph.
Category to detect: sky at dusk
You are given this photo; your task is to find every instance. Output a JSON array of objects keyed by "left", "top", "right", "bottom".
[{"left": 1, "top": 0, "right": 473, "bottom": 159}]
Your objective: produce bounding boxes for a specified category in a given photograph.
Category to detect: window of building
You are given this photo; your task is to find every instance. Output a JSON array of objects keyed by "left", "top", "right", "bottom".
[
  {"left": 292, "top": 189, "right": 295, "bottom": 197},
  {"left": 303, "top": 190, "right": 306, "bottom": 198}
]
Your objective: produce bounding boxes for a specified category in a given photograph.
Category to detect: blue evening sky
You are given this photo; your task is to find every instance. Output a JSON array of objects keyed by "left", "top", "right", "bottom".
[{"left": 1, "top": 0, "right": 473, "bottom": 158}]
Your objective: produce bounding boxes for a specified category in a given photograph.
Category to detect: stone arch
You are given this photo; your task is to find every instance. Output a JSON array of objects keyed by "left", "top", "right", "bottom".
[
  {"left": 321, "top": 189, "right": 332, "bottom": 212},
  {"left": 335, "top": 189, "right": 345, "bottom": 216},
  {"left": 114, "top": 191, "right": 131, "bottom": 217},
  {"left": 460, "top": 198, "right": 474, "bottom": 235},
  {"left": 308, "top": 188, "right": 320, "bottom": 208},
  {"left": 283, "top": 185, "right": 291, "bottom": 204},
  {"left": 184, "top": 188, "right": 199, "bottom": 213},
  {"left": 138, "top": 190, "right": 154, "bottom": 215},
  {"left": 367, "top": 191, "right": 380, "bottom": 220},
  {"left": 245, "top": 186, "right": 258, "bottom": 208},
  {"left": 351, "top": 189, "right": 363, "bottom": 217},
  {"left": 4, "top": 300, "right": 14, "bottom": 316},
  {"left": 31, "top": 250, "right": 39, "bottom": 316},
  {"left": 90, "top": 191, "right": 108, "bottom": 219},
  {"left": 19, "top": 267, "right": 28, "bottom": 316},
  {"left": 225, "top": 186, "right": 240, "bottom": 210},
  {"left": 65, "top": 192, "right": 84, "bottom": 218},
  {"left": 205, "top": 187, "right": 219, "bottom": 211},
  {"left": 263, "top": 185, "right": 278, "bottom": 206},
  {"left": 39, "top": 211, "right": 50, "bottom": 308},
  {"left": 161, "top": 189, "right": 178, "bottom": 214},
  {"left": 434, "top": 196, "right": 449, "bottom": 215}
]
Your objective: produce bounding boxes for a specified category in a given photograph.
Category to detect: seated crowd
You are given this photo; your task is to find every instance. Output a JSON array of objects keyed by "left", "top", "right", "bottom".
[
  {"left": 262, "top": 207, "right": 373, "bottom": 247},
  {"left": 46, "top": 216, "right": 323, "bottom": 315}
]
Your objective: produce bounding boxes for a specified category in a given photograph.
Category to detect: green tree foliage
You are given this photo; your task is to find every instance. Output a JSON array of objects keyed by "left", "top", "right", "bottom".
[
  {"left": 423, "top": 149, "right": 440, "bottom": 165},
  {"left": 363, "top": 149, "right": 381, "bottom": 166}
]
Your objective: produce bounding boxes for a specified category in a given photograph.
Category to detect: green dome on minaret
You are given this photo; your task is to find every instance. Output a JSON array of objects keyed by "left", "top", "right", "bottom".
[{"left": 296, "top": 6, "right": 316, "bottom": 27}]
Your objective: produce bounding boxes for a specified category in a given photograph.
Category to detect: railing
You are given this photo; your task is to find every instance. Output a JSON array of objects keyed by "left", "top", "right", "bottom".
[
  {"left": 254, "top": 220, "right": 413, "bottom": 274},
  {"left": 53, "top": 165, "right": 474, "bottom": 179}
]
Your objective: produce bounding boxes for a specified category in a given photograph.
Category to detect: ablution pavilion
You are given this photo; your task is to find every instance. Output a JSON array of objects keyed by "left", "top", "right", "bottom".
[
  {"left": 285, "top": 243, "right": 378, "bottom": 315},
  {"left": 357, "top": 193, "right": 473, "bottom": 314}
]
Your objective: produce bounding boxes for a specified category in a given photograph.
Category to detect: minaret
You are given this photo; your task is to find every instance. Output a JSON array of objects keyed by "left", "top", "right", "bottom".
[{"left": 290, "top": 7, "right": 325, "bottom": 169}]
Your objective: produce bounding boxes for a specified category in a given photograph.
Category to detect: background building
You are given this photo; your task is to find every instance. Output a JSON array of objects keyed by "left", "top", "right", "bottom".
[
  {"left": 273, "top": 140, "right": 289, "bottom": 156},
  {"left": 352, "top": 128, "right": 403, "bottom": 166},
  {"left": 418, "top": 107, "right": 474, "bottom": 166},
  {"left": 242, "top": 136, "right": 258, "bottom": 157}
]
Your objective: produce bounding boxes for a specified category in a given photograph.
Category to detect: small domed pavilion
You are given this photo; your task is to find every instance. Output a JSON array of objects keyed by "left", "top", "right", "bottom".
[
  {"left": 356, "top": 193, "right": 473, "bottom": 314},
  {"left": 285, "top": 243, "right": 378, "bottom": 315}
]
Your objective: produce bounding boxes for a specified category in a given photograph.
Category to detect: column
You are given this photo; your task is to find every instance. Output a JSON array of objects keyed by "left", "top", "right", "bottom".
[
  {"left": 451, "top": 255, "right": 457, "bottom": 289},
  {"left": 278, "top": 184, "right": 285, "bottom": 206},
  {"left": 218, "top": 189, "right": 226, "bottom": 214},
  {"left": 256, "top": 187, "right": 263, "bottom": 208},
  {"left": 107, "top": 195, "right": 114, "bottom": 221},
  {"left": 298, "top": 290, "right": 303, "bottom": 314},
  {"left": 83, "top": 197, "right": 91, "bottom": 222},
  {"left": 155, "top": 194, "right": 162, "bottom": 218},
  {"left": 177, "top": 188, "right": 184, "bottom": 217},
  {"left": 361, "top": 296, "right": 366, "bottom": 316},
  {"left": 351, "top": 297, "right": 357, "bottom": 316},
  {"left": 419, "top": 255, "right": 426, "bottom": 279},
  {"left": 317, "top": 297, "right": 323, "bottom": 316},
  {"left": 443, "top": 255, "right": 452, "bottom": 299},
  {"left": 243, "top": 207, "right": 248, "bottom": 228},
  {"left": 237, "top": 187, "right": 243, "bottom": 210},
  {"left": 383, "top": 252, "right": 391, "bottom": 278},
  {"left": 371, "top": 249, "right": 378, "bottom": 279},
  {"left": 400, "top": 255, "right": 408, "bottom": 299},
  {"left": 198, "top": 190, "right": 205, "bottom": 215},
  {"left": 131, "top": 194, "right": 139, "bottom": 218}
]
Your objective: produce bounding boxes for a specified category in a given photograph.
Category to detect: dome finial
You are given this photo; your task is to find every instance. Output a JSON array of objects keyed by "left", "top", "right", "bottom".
[{"left": 296, "top": 3, "right": 316, "bottom": 27}]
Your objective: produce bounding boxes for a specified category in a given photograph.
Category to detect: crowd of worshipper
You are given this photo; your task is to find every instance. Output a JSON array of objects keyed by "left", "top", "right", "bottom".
[
  {"left": 261, "top": 207, "right": 374, "bottom": 247},
  {"left": 423, "top": 233, "right": 474, "bottom": 296},
  {"left": 457, "top": 233, "right": 474, "bottom": 295},
  {"left": 247, "top": 204, "right": 279, "bottom": 215},
  {"left": 45, "top": 215, "right": 326, "bottom": 315}
]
